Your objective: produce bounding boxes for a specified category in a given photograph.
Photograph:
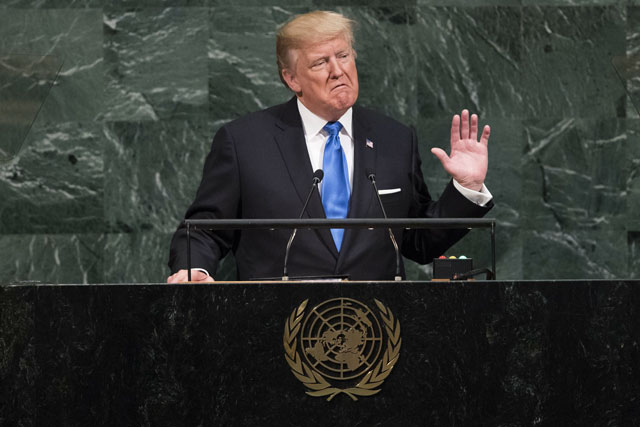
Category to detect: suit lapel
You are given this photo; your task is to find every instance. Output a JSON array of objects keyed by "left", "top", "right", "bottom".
[
  {"left": 337, "top": 107, "right": 376, "bottom": 265},
  {"left": 273, "top": 97, "right": 338, "bottom": 259}
]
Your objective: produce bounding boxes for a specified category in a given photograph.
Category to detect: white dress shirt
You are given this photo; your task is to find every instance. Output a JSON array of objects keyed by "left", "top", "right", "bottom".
[{"left": 297, "top": 99, "right": 355, "bottom": 191}]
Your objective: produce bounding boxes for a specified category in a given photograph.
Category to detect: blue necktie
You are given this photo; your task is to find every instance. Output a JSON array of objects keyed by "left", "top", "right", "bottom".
[{"left": 321, "top": 121, "right": 350, "bottom": 251}]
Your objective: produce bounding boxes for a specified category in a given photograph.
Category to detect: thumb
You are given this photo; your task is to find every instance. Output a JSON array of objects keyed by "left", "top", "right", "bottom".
[
  {"left": 191, "top": 270, "right": 210, "bottom": 281},
  {"left": 431, "top": 147, "right": 449, "bottom": 166}
]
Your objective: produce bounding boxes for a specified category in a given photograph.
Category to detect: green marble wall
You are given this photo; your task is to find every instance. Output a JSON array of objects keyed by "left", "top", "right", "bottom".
[{"left": 1, "top": 1, "right": 638, "bottom": 283}]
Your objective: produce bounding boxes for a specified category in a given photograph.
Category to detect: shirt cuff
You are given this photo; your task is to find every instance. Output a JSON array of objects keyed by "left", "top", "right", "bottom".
[
  {"left": 194, "top": 267, "right": 210, "bottom": 277},
  {"left": 452, "top": 179, "right": 493, "bottom": 207}
]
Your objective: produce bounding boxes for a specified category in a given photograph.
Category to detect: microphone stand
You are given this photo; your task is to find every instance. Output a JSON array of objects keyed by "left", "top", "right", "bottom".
[
  {"left": 283, "top": 170, "right": 323, "bottom": 280},
  {"left": 367, "top": 171, "right": 402, "bottom": 281}
]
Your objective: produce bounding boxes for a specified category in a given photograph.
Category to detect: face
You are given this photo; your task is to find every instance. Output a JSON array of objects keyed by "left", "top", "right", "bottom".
[{"left": 282, "top": 37, "right": 359, "bottom": 122}]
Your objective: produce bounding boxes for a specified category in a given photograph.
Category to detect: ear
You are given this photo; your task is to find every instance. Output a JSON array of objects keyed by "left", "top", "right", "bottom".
[{"left": 282, "top": 68, "right": 302, "bottom": 93}]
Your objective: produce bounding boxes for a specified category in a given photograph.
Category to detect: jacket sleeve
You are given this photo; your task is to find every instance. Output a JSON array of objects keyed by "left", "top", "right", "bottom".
[
  {"left": 401, "top": 127, "right": 493, "bottom": 264},
  {"left": 168, "top": 125, "right": 241, "bottom": 275}
]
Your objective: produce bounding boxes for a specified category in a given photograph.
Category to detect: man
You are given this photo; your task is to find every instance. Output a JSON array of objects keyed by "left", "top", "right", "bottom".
[{"left": 167, "top": 11, "right": 492, "bottom": 283}]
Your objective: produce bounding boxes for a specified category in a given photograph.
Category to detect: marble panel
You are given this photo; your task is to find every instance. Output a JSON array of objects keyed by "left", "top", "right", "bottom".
[
  {"left": 523, "top": 0, "right": 624, "bottom": 4},
  {"left": 348, "top": 6, "right": 419, "bottom": 125},
  {"left": 0, "top": 0, "right": 102, "bottom": 7},
  {"left": 627, "top": 119, "right": 640, "bottom": 229},
  {"left": 208, "top": 7, "right": 304, "bottom": 122},
  {"left": 0, "top": 121, "right": 104, "bottom": 234},
  {"left": 107, "top": 0, "right": 207, "bottom": 7},
  {"left": 522, "top": 118, "right": 629, "bottom": 231},
  {"left": 415, "top": 6, "right": 523, "bottom": 119},
  {"left": 417, "top": 116, "right": 522, "bottom": 224},
  {"left": 213, "top": 252, "right": 237, "bottom": 280},
  {"left": 103, "top": 119, "right": 212, "bottom": 234},
  {"left": 0, "top": 54, "right": 62, "bottom": 163},
  {"left": 0, "top": 123, "right": 27, "bottom": 165},
  {"left": 104, "top": 232, "right": 174, "bottom": 283},
  {"left": 403, "top": 257, "right": 431, "bottom": 280},
  {"left": 0, "top": 0, "right": 211, "bottom": 7},
  {"left": 102, "top": 7, "right": 209, "bottom": 122},
  {"left": 0, "top": 234, "right": 104, "bottom": 284},
  {"left": 419, "top": 0, "right": 521, "bottom": 5},
  {"left": 312, "top": 0, "right": 417, "bottom": 7},
  {"left": 103, "top": 232, "right": 238, "bottom": 283},
  {"left": 445, "top": 227, "right": 522, "bottom": 279},
  {"left": 629, "top": 231, "right": 640, "bottom": 277},
  {"left": 415, "top": 116, "right": 523, "bottom": 278},
  {"left": 209, "top": 0, "right": 312, "bottom": 5},
  {"left": 0, "top": 2, "right": 636, "bottom": 283},
  {"left": 404, "top": 230, "right": 503, "bottom": 280},
  {"left": 626, "top": 7, "right": 640, "bottom": 119},
  {"left": 415, "top": 117, "right": 453, "bottom": 198},
  {"left": 0, "top": 9, "right": 103, "bottom": 123},
  {"left": 522, "top": 228, "right": 628, "bottom": 278},
  {"left": 521, "top": 6, "right": 626, "bottom": 118}
]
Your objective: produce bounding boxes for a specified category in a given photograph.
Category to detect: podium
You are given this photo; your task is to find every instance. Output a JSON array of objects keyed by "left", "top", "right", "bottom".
[{"left": 1, "top": 279, "right": 639, "bottom": 425}]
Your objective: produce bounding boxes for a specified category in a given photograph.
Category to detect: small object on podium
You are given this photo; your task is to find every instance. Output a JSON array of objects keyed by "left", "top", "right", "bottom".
[{"left": 432, "top": 256, "right": 473, "bottom": 281}]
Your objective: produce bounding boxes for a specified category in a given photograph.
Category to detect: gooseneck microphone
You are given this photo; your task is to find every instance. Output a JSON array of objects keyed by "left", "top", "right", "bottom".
[
  {"left": 282, "top": 169, "right": 324, "bottom": 280},
  {"left": 366, "top": 168, "right": 402, "bottom": 281}
]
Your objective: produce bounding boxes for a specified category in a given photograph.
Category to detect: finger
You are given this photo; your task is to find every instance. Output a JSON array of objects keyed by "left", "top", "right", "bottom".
[
  {"left": 470, "top": 114, "right": 478, "bottom": 141},
  {"left": 460, "top": 109, "right": 469, "bottom": 140},
  {"left": 431, "top": 147, "right": 450, "bottom": 166},
  {"left": 191, "top": 270, "right": 215, "bottom": 282},
  {"left": 450, "top": 114, "right": 460, "bottom": 145},
  {"left": 167, "top": 270, "right": 188, "bottom": 283},
  {"left": 191, "top": 270, "right": 207, "bottom": 281},
  {"left": 479, "top": 125, "right": 491, "bottom": 146}
]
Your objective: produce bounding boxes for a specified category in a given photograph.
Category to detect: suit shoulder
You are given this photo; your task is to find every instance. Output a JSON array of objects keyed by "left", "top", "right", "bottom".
[
  {"left": 354, "top": 105, "right": 414, "bottom": 143},
  {"left": 222, "top": 102, "right": 289, "bottom": 133},
  {"left": 355, "top": 106, "right": 412, "bottom": 131}
]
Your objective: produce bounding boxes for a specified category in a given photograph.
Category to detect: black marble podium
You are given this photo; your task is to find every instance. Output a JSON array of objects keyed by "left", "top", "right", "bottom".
[{"left": 1, "top": 280, "right": 639, "bottom": 426}]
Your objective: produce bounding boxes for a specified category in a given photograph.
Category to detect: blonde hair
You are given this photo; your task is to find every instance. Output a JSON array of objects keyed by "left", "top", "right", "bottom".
[{"left": 276, "top": 11, "right": 356, "bottom": 88}]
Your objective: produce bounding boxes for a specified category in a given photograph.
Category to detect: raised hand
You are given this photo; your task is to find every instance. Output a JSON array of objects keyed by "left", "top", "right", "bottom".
[{"left": 430, "top": 109, "right": 490, "bottom": 192}]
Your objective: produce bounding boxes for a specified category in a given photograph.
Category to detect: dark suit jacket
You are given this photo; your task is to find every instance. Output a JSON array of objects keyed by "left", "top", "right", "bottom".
[{"left": 169, "top": 97, "right": 492, "bottom": 280}]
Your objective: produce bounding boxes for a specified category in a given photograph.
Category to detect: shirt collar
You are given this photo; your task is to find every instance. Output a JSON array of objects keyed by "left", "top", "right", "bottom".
[{"left": 297, "top": 98, "right": 353, "bottom": 139}]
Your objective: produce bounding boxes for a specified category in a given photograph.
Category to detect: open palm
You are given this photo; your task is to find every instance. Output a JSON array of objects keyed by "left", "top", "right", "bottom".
[{"left": 431, "top": 109, "right": 490, "bottom": 192}]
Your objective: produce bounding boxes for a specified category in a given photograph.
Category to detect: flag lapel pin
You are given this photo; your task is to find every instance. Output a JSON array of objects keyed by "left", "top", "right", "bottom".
[{"left": 366, "top": 139, "right": 374, "bottom": 149}]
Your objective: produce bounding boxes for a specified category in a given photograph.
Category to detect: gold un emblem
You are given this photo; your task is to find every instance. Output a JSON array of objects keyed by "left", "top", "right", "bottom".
[{"left": 283, "top": 298, "right": 401, "bottom": 401}]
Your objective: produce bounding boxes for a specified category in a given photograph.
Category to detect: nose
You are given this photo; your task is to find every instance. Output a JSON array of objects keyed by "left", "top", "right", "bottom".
[{"left": 328, "top": 57, "right": 344, "bottom": 78}]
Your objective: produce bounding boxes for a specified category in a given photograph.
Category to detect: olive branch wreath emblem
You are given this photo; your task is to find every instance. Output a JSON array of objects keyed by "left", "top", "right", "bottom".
[{"left": 283, "top": 298, "right": 401, "bottom": 401}]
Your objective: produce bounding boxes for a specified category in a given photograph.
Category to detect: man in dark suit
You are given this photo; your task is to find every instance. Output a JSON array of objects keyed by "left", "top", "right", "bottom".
[{"left": 167, "top": 11, "right": 492, "bottom": 282}]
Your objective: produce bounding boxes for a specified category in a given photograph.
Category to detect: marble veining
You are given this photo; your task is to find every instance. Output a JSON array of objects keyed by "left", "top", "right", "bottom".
[{"left": 0, "top": 3, "right": 639, "bottom": 283}]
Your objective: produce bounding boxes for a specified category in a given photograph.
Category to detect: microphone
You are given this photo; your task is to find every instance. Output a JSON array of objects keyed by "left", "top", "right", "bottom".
[
  {"left": 282, "top": 169, "right": 324, "bottom": 280},
  {"left": 366, "top": 168, "right": 402, "bottom": 281}
]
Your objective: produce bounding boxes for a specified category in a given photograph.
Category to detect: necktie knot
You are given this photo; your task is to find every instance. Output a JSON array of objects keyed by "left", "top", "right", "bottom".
[{"left": 323, "top": 121, "right": 343, "bottom": 137}]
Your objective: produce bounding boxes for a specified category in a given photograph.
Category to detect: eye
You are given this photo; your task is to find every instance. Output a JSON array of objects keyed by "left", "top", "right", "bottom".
[
  {"left": 311, "top": 59, "right": 326, "bottom": 69},
  {"left": 337, "top": 52, "right": 350, "bottom": 60}
]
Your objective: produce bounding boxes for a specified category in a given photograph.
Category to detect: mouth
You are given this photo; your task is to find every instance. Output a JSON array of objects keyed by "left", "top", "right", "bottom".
[{"left": 331, "top": 83, "right": 348, "bottom": 91}]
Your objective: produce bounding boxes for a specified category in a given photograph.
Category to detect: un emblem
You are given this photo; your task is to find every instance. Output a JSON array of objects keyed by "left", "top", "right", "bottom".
[{"left": 283, "top": 298, "right": 401, "bottom": 401}]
